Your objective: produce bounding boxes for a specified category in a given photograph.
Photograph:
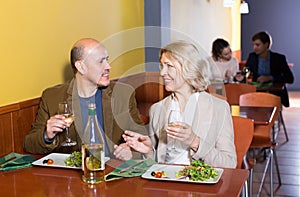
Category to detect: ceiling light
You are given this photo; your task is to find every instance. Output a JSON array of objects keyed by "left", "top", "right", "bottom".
[{"left": 240, "top": 0, "right": 249, "bottom": 14}]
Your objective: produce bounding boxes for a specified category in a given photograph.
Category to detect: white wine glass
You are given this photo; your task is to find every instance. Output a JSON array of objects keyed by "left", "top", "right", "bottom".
[
  {"left": 167, "top": 109, "right": 182, "bottom": 152},
  {"left": 58, "top": 102, "right": 77, "bottom": 146}
]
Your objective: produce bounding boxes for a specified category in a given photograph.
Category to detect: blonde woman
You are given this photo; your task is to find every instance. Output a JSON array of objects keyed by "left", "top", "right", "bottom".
[{"left": 124, "top": 41, "right": 237, "bottom": 168}]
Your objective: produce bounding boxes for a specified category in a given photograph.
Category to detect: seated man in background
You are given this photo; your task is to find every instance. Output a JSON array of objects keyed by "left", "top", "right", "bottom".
[
  {"left": 245, "top": 31, "right": 294, "bottom": 107},
  {"left": 23, "top": 38, "right": 147, "bottom": 160}
]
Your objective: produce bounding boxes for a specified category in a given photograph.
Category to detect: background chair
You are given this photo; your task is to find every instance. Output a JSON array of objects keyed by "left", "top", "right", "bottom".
[
  {"left": 207, "top": 83, "right": 226, "bottom": 97},
  {"left": 210, "top": 93, "right": 227, "bottom": 101},
  {"left": 277, "top": 105, "right": 289, "bottom": 142},
  {"left": 239, "top": 60, "right": 247, "bottom": 71},
  {"left": 239, "top": 92, "right": 282, "bottom": 197},
  {"left": 224, "top": 83, "right": 256, "bottom": 106},
  {"left": 232, "top": 116, "right": 254, "bottom": 197}
]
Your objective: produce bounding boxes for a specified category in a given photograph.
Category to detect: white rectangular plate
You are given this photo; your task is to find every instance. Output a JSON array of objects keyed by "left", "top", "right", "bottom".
[
  {"left": 32, "top": 153, "right": 109, "bottom": 170},
  {"left": 141, "top": 164, "right": 223, "bottom": 184}
]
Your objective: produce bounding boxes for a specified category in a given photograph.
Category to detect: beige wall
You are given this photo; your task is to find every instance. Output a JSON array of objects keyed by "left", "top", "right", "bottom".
[
  {"left": 0, "top": 0, "right": 145, "bottom": 106},
  {"left": 0, "top": 0, "right": 242, "bottom": 106},
  {"left": 170, "top": 0, "right": 241, "bottom": 59}
]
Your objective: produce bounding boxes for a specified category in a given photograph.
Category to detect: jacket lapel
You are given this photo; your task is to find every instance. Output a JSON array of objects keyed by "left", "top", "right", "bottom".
[
  {"left": 67, "top": 79, "right": 82, "bottom": 143},
  {"left": 102, "top": 85, "right": 115, "bottom": 152}
]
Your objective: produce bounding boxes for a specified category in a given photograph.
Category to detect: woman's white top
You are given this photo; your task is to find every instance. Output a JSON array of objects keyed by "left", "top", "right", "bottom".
[
  {"left": 149, "top": 91, "right": 237, "bottom": 168},
  {"left": 208, "top": 57, "right": 239, "bottom": 81}
]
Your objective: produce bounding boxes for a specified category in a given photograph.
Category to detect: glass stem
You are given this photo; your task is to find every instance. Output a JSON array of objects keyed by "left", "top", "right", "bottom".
[{"left": 65, "top": 127, "right": 71, "bottom": 142}]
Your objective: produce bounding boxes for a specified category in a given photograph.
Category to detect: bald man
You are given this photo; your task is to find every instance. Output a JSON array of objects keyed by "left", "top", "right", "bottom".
[{"left": 23, "top": 38, "right": 147, "bottom": 160}]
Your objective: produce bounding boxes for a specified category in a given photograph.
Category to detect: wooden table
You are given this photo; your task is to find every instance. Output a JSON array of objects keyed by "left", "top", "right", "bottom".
[
  {"left": 239, "top": 106, "right": 277, "bottom": 125},
  {"left": 0, "top": 159, "right": 249, "bottom": 197}
]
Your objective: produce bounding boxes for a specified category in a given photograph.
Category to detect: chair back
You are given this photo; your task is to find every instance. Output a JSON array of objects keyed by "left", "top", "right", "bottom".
[
  {"left": 232, "top": 116, "right": 254, "bottom": 169},
  {"left": 207, "top": 83, "right": 226, "bottom": 97},
  {"left": 224, "top": 83, "right": 256, "bottom": 105},
  {"left": 239, "top": 60, "right": 247, "bottom": 71},
  {"left": 239, "top": 92, "right": 281, "bottom": 125},
  {"left": 210, "top": 93, "right": 227, "bottom": 101},
  {"left": 239, "top": 92, "right": 281, "bottom": 146}
]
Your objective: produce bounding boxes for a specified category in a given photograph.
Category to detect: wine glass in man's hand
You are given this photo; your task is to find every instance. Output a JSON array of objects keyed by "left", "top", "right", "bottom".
[{"left": 58, "top": 102, "right": 77, "bottom": 146}]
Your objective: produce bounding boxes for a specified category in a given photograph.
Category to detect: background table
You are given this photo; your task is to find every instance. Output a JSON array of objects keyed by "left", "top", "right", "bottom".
[{"left": 239, "top": 106, "right": 276, "bottom": 125}]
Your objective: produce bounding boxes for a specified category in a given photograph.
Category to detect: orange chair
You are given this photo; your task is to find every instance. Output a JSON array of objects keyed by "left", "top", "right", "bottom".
[
  {"left": 232, "top": 116, "right": 254, "bottom": 197},
  {"left": 239, "top": 60, "right": 247, "bottom": 71},
  {"left": 277, "top": 106, "right": 289, "bottom": 142},
  {"left": 207, "top": 83, "right": 226, "bottom": 97},
  {"left": 239, "top": 92, "right": 282, "bottom": 197},
  {"left": 232, "top": 116, "right": 254, "bottom": 169},
  {"left": 224, "top": 83, "right": 256, "bottom": 106},
  {"left": 210, "top": 93, "right": 227, "bottom": 101}
]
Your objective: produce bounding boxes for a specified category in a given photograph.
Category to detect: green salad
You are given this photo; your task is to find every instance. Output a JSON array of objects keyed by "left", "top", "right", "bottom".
[
  {"left": 65, "top": 151, "right": 82, "bottom": 167},
  {"left": 175, "top": 160, "right": 218, "bottom": 181}
]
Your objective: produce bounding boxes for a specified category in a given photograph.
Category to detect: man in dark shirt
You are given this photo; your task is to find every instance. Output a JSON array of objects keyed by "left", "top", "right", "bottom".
[{"left": 245, "top": 31, "right": 294, "bottom": 107}]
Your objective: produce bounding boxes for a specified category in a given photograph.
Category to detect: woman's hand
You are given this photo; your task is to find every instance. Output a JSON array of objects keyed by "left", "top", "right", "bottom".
[
  {"left": 235, "top": 73, "right": 244, "bottom": 82},
  {"left": 167, "top": 122, "right": 199, "bottom": 149},
  {"left": 113, "top": 143, "right": 132, "bottom": 161},
  {"left": 122, "top": 130, "right": 153, "bottom": 154}
]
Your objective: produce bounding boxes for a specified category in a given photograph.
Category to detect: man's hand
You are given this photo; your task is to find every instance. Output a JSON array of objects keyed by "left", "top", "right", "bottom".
[
  {"left": 45, "top": 115, "right": 68, "bottom": 140},
  {"left": 257, "top": 75, "right": 272, "bottom": 83}
]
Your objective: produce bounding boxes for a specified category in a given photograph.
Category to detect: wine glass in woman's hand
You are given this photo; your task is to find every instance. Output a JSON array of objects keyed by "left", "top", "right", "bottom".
[
  {"left": 167, "top": 110, "right": 182, "bottom": 152},
  {"left": 58, "top": 102, "right": 77, "bottom": 146}
]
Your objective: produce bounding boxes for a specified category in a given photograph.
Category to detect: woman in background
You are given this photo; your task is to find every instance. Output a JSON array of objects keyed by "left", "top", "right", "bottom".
[
  {"left": 208, "top": 38, "right": 242, "bottom": 82},
  {"left": 123, "top": 41, "right": 237, "bottom": 168}
]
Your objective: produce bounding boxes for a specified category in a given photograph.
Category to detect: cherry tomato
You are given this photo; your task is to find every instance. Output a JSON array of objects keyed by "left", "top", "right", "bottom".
[
  {"left": 47, "top": 159, "right": 54, "bottom": 164},
  {"left": 155, "top": 171, "right": 162, "bottom": 178}
]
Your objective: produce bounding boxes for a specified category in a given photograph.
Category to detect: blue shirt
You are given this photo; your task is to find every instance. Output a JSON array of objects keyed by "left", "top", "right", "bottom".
[
  {"left": 258, "top": 55, "right": 271, "bottom": 76},
  {"left": 80, "top": 88, "right": 110, "bottom": 156}
]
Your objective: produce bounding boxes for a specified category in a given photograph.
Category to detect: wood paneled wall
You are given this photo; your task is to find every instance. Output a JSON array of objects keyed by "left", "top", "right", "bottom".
[
  {"left": 0, "top": 72, "right": 166, "bottom": 157},
  {"left": 116, "top": 72, "right": 169, "bottom": 117},
  {"left": 0, "top": 98, "right": 40, "bottom": 156}
]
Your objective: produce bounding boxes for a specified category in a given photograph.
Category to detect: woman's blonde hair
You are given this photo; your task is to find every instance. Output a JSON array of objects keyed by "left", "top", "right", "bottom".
[{"left": 159, "top": 40, "right": 209, "bottom": 92}]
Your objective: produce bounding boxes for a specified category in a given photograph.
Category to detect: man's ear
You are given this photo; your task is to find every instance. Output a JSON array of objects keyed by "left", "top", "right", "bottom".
[{"left": 75, "top": 61, "right": 86, "bottom": 74}]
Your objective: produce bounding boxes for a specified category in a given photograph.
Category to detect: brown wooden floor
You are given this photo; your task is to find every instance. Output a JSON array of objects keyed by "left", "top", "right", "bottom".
[{"left": 252, "top": 91, "right": 300, "bottom": 197}]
